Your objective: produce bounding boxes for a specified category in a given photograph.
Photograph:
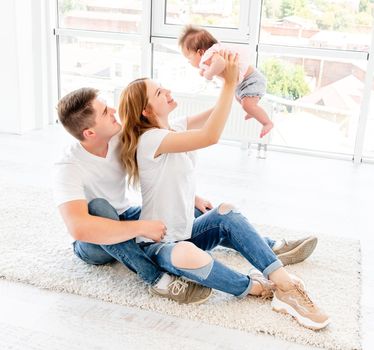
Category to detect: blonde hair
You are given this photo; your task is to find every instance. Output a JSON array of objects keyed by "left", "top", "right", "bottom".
[
  {"left": 178, "top": 24, "right": 218, "bottom": 52},
  {"left": 118, "top": 78, "right": 159, "bottom": 186}
]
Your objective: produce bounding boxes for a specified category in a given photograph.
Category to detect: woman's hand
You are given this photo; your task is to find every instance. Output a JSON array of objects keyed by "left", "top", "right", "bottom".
[
  {"left": 141, "top": 220, "right": 168, "bottom": 242},
  {"left": 220, "top": 50, "right": 239, "bottom": 86},
  {"left": 195, "top": 195, "right": 213, "bottom": 213}
]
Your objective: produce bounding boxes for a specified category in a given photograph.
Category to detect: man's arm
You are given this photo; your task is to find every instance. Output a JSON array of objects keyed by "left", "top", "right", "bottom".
[{"left": 59, "top": 200, "right": 166, "bottom": 244}]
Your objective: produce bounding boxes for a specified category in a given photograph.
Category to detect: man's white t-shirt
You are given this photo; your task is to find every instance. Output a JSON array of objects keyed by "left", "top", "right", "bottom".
[
  {"left": 53, "top": 133, "right": 130, "bottom": 215},
  {"left": 136, "top": 117, "right": 197, "bottom": 243}
]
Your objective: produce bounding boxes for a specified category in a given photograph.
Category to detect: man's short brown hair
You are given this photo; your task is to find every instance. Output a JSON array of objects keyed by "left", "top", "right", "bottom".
[
  {"left": 178, "top": 25, "right": 218, "bottom": 52},
  {"left": 57, "top": 87, "right": 99, "bottom": 141}
]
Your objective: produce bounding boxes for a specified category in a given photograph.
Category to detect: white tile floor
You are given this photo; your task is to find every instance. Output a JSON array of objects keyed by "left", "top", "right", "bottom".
[{"left": 1, "top": 126, "right": 373, "bottom": 350}]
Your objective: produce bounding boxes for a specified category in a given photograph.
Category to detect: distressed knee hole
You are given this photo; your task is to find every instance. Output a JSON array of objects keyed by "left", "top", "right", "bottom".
[
  {"left": 218, "top": 203, "right": 238, "bottom": 215},
  {"left": 171, "top": 241, "right": 212, "bottom": 269}
]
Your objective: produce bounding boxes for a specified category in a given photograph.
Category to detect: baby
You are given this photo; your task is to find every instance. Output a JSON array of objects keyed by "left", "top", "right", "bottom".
[{"left": 179, "top": 25, "right": 273, "bottom": 138}]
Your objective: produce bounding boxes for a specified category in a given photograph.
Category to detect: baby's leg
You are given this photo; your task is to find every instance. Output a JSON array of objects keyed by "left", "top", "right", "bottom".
[{"left": 241, "top": 96, "right": 273, "bottom": 138}]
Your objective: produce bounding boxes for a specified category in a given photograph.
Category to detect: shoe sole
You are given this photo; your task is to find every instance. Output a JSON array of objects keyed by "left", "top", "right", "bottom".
[
  {"left": 277, "top": 237, "right": 318, "bottom": 266},
  {"left": 184, "top": 288, "right": 213, "bottom": 305},
  {"left": 271, "top": 294, "right": 330, "bottom": 330},
  {"left": 149, "top": 287, "right": 213, "bottom": 305}
]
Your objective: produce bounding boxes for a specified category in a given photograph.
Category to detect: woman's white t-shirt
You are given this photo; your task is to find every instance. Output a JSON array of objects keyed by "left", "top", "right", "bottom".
[{"left": 136, "top": 117, "right": 197, "bottom": 243}]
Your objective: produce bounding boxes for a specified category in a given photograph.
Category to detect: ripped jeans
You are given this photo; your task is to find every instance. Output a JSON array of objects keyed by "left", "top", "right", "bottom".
[
  {"left": 141, "top": 205, "right": 283, "bottom": 297},
  {"left": 73, "top": 199, "right": 163, "bottom": 285}
]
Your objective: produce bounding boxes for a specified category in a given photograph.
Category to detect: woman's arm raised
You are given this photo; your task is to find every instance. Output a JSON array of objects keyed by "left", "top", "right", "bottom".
[
  {"left": 186, "top": 107, "right": 214, "bottom": 130},
  {"left": 155, "top": 52, "right": 238, "bottom": 157}
]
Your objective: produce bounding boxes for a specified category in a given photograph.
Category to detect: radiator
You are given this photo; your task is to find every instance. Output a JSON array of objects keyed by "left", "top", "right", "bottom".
[{"left": 170, "top": 93, "right": 273, "bottom": 146}]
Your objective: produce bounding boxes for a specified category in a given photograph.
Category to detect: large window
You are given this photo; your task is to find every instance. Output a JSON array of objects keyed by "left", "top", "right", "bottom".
[
  {"left": 152, "top": 0, "right": 250, "bottom": 42},
  {"left": 257, "top": 0, "right": 373, "bottom": 159},
  {"left": 55, "top": 0, "right": 374, "bottom": 162},
  {"left": 260, "top": 0, "right": 373, "bottom": 51},
  {"left": 58, "top": 0, "right": 143, "bottom": 33},
  {"left": 164, "top": 0, "right": 241, "bottom": 28},
  {"left": 152, "top": 40, "right": 206, "bottom": 94},
  {"left": 56, "top": 0, "right": 147, "bottom": 107},
  {"left": 152, "top": 39, "right": 249, "bottom": 96},
  {"left": 59, "top": 36, "right": 141, "bottom": 105},
  {"left": 151, "top": 0, "right": 255, "bottom": 98},
  {"left": 257, "top": 54, "right": 364, "bottom": 155}
]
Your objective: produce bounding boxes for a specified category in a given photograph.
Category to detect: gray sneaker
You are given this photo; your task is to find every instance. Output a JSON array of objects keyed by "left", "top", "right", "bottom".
[
  {"left": 150, "top": 276, "right": 212, "bottom": 305},
  {"left": 273, "top": 236, "right": 318, "bottom": 266}
]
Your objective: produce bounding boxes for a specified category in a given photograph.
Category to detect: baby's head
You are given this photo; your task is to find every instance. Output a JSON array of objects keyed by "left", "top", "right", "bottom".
[{"left": 178, "top": 25, "right": 217, "bottom": 68}]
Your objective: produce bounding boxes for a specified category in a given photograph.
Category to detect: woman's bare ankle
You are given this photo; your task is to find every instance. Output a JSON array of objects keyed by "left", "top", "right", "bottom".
[{"left": 249, "top": 280, "right": 263, "bottom": 296}]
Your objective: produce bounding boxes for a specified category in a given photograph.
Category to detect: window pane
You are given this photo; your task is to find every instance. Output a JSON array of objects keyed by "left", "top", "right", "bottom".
[
  {"left": 153, "top": 41, "right": 251, "bottom": 94},
  {"left": 58, "top": 0, "right": 143, "bottom": 33},
  {"left": 153, "top": 42, "right": 221, "bottom": 95},
  {"left": 165, "top": 0, "right": 240, "bottom": 28},
  {"left": 260, "top": 0, "right": 372, "bottom": 51},
  {"left": 59, "top": 36, "right": 141, "bottom": 106},
  {"left": 258, "top": 53, "right": 366, "bottom": 154}
]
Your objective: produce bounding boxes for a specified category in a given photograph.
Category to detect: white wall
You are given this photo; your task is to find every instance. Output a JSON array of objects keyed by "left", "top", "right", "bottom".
[
  {"left": 0, "top": 0, "right": 57, "bottom": 134},
  {"left": 0, "top": 1, "right": 22, "bottom": 133}
]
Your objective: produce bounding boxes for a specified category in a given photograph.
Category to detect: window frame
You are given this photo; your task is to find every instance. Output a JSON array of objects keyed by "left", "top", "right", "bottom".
[{"left": 151, "top": 0, "right": 251, "bottom": 43}]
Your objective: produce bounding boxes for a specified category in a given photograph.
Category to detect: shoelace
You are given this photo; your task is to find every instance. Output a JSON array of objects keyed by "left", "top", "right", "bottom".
[
  {"left": 274, "top": 239, "right": 287, "bottom": 252},
  {"left": 260, "top": 290, "right": 274, "bottom": 300},
  {"left": 295, "top": 284, "right": 315, "bottom": 307},
  {"left": 259, "top": 279, "right": 275, "bottom": 300},
  {"left": 169, "top": 278, "right": 189, "bottom": 296},
  {"left": 250, "top": 273, "right": 275, "bottom": 300}
]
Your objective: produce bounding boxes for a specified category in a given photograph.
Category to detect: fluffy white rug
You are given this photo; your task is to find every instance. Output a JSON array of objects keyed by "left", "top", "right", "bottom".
[{"left": 0, "top": 185, "right": 361, "bottom": 350}]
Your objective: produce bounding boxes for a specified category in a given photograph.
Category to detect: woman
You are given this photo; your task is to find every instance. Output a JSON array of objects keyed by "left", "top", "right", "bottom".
[{"left": 118, "top": 52, "right": 329, "bottom": 330}]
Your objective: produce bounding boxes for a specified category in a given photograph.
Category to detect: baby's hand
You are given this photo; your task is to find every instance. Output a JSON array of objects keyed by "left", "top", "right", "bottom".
[{"left": 199, "top": 69, "right": 204, "bottom": 77}]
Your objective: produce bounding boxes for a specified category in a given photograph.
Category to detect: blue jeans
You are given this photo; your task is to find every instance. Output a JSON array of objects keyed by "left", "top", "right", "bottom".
[
  {"left": 141, "top": 205, "right": 282, "bottom": 297},
  {"left": 73, "top": 198, "right": 163, "bottom": 285}
]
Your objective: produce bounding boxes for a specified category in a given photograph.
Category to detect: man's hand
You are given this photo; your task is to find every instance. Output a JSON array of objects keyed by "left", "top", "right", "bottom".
[
  {"left": 195, "top": 195, "right": 213, "bottom": 214},
  {"left": 141, "top": 220, "right": 167, "bottom": 242}
]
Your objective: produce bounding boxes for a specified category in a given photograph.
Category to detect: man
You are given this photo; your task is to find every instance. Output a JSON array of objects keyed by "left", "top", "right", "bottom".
[{"left": 54, "top": 87, "right": 317, "bottom": 304}]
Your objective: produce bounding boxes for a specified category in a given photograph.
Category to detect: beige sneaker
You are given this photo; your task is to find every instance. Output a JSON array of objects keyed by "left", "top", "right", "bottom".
[
  {"left": 150, "top": 276, "right": 212, "bottom": 305},
  {"left": 271, "top": 282, "right": 330, "bottom": 330},
  {"left": 248, "top": 268, "right": 275, "bottom": 300},
  {"left": 288, "top": 273, "right": 305, "bottom": 289},
  {"left": 273, "top": 236, "right": 318, "bottom": 266}
]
